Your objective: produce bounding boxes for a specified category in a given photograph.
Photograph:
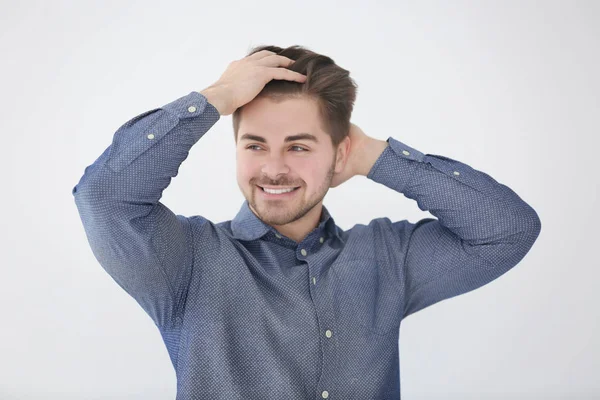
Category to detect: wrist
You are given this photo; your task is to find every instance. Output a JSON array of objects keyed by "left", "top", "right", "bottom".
[
  {"left": 198, "top": 85, "right": 229, "bottom": 116},
  {"left": 357, "top": 138, "right": 389, "bottom": 176}
]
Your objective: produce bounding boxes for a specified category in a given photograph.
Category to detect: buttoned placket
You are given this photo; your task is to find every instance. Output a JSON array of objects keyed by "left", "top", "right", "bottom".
[
  {"left": 272, "top": 230, "right": 334, "bottom": 398},
  {"left": 289, "top": 232, "right": 335, "bottom": 399}
]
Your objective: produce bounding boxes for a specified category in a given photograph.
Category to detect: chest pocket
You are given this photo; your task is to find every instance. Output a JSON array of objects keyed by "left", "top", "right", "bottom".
[{"left": 331, "top": 258, "right": 402, "bottom": 336}]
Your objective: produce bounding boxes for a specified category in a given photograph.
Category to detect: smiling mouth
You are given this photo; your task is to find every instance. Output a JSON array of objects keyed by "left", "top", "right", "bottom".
[{"left": 257, "top": 185, "right": 301, "bottom": 194}]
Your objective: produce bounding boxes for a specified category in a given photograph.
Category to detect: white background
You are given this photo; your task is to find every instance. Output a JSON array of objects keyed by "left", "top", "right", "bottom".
[{"left": 1, "top": 0, "right": 598, "bottom": 398}]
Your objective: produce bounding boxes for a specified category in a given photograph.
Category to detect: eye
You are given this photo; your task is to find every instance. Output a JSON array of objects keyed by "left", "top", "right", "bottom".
[
  {"left": 290, "top": 145, "right": 308, "bottom": 152},
  {"left": 246, "top": 145, "right": 308, "bottom": 152}
]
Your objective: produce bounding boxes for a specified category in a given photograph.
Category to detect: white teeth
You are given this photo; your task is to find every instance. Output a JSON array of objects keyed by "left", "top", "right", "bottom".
[{"left": 263, "top": 187, "right": 296, "bottom": 194}]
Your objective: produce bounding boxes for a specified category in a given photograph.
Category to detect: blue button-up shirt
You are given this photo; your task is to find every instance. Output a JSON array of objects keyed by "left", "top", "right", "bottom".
[{"left": 72, "top": 91, "right": 541, "bottom": 399}]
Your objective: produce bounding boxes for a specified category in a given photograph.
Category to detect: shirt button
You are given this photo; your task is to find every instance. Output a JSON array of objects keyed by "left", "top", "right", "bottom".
[
  {"left": 275, "top": 233, "right": 282, "bottom": 239},
  {"left": 453, "top": 171, "right": 460, "bottom": 175},
  {"left": 147, "top": 133, "right": 155, "bottom": 140},
  {"left": 319, "top": 237, "right": 324, "bottom": 243},
  {"left": 325, "top": 329, "right": 332, "bottom": 338},
  {"left": 321, "top": 390, "right": 329, "bottom": 398},
  {"left": 301, "top": 249, "right": 307, "bottom": 256},
  {"left": 402, "top": 150, "right": 410, "bottom": 156},
  {"left": 188, "top": 106, "right": 197, "bottom": 113},
  {"left": 312, "top": 277, "right": 316, "bottom": 285}
]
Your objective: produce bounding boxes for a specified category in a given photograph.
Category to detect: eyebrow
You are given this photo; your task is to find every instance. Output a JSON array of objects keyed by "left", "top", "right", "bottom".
[{"left": 239, "top": 133, "right": 319, "bottom": 144}]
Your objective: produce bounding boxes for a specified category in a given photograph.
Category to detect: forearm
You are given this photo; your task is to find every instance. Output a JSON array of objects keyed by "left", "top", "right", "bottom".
[{"left": 73, "top": 91, "right": 220, "bottom": 200}]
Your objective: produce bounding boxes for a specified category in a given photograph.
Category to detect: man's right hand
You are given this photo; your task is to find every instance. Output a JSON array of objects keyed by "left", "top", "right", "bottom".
[{"left": 199, "top": 50, "right": 307, "bottom": 116}]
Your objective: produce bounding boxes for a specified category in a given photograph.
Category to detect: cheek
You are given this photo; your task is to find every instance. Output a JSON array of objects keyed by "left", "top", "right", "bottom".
[
  {"left": 236, "top": 158, "right": 255, "bottom": 186},
  {"left": 296, "top": 159, "right": 327, "bottom": 186}
]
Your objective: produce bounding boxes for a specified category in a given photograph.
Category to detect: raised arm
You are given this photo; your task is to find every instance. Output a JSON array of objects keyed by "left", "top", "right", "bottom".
[
  {"left": 72, "top": 50, "right": 307, "bottom": 328},
  {"left": 358, "top": 133, "right": 541, "bottom": 319},
  {"left": 72, "top": 92, "right": 220, "bottom": 328}
]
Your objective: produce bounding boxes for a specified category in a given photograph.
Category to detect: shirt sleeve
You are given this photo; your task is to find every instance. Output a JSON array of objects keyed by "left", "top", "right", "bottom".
[
  {"left": 366, "top": 137, "right": 542, "bottom": 320},
  {"left": 71, "top": 91, "right": 220, "bottom": 328}
]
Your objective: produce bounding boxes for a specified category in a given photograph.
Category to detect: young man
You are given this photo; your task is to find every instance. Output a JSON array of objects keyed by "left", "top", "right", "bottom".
[{"left": 72, "top": 46, "right": 541, "bottom": 399}]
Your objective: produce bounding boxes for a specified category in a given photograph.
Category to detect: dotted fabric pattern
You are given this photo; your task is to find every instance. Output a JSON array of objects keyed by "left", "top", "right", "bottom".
[{"left": 72, "top": 91, "right": 541, "bottom": 399}]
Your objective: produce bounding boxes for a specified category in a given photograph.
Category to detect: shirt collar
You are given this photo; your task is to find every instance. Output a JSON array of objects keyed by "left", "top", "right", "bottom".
[{"left": 231, "top": 200, "right": 341, "bottom": 242}]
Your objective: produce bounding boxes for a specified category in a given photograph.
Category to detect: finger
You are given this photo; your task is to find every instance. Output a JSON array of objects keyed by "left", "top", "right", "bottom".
[
  {"left": 246, "top": 49, "right": 277, "bottom": 61},
  {"left": 269, "top": 67, "right": 307, "bottom": 83},
  {"left": 256, "top": 54, "right": 296, "bottom": 68}
]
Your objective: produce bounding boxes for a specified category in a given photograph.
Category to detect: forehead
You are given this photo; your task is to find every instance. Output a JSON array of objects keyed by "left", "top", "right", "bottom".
[{"left": 238, "top": 96, "right": 326, "bottom": 143}]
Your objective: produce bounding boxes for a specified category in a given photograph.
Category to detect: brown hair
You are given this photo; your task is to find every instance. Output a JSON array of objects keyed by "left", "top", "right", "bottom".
[{"left": 232, "top": 44, "right": 358, "bottom": 149}]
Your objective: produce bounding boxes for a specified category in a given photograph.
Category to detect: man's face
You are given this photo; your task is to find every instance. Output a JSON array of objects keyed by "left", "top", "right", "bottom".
[{"left": 235, "top": 95, "right": 340, "bottom": 227}]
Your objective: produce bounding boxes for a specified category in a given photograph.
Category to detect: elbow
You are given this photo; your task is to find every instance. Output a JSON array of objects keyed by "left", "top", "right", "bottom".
[
  {"left": 481, "top": 207, "right": 541, "bottom": 270},
  {"left": 501, "top": 209, "right": 542, "bottom": 269},
  {"left": 523, "top": 207, "right": 542, "bottom": 246}
]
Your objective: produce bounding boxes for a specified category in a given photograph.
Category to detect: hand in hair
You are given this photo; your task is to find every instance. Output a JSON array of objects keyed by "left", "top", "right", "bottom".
[{"left": 199, "top": 50, "right": 307, "bottom": 116}]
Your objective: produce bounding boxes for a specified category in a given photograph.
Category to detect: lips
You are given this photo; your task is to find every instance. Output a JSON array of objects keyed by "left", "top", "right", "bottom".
[
  {"left": 257, "top": 185, "right": 301, "bottom": 198},
  {"left": 258, "top": 186, "right": 300, "bottom": 191}
]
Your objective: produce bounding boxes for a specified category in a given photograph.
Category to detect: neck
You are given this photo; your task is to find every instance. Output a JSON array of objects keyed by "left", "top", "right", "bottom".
[{"left": 268, "top": 203, "right": 324, "bottom": 243}]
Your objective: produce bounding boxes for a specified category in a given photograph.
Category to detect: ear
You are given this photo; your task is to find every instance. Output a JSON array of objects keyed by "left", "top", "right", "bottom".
[{"left": 334, "top": 136, "right": 351, "bottom": 174}]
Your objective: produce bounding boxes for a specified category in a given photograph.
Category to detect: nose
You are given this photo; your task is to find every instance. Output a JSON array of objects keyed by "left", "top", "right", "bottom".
[{"left": 261, "top": 153, "right": 290, "bottom": 180}]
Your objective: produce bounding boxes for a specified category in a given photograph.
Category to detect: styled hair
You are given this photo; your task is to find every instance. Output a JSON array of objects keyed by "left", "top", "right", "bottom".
[{"left": 232, "top": 44, "right": 358, "bottom": 148}]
